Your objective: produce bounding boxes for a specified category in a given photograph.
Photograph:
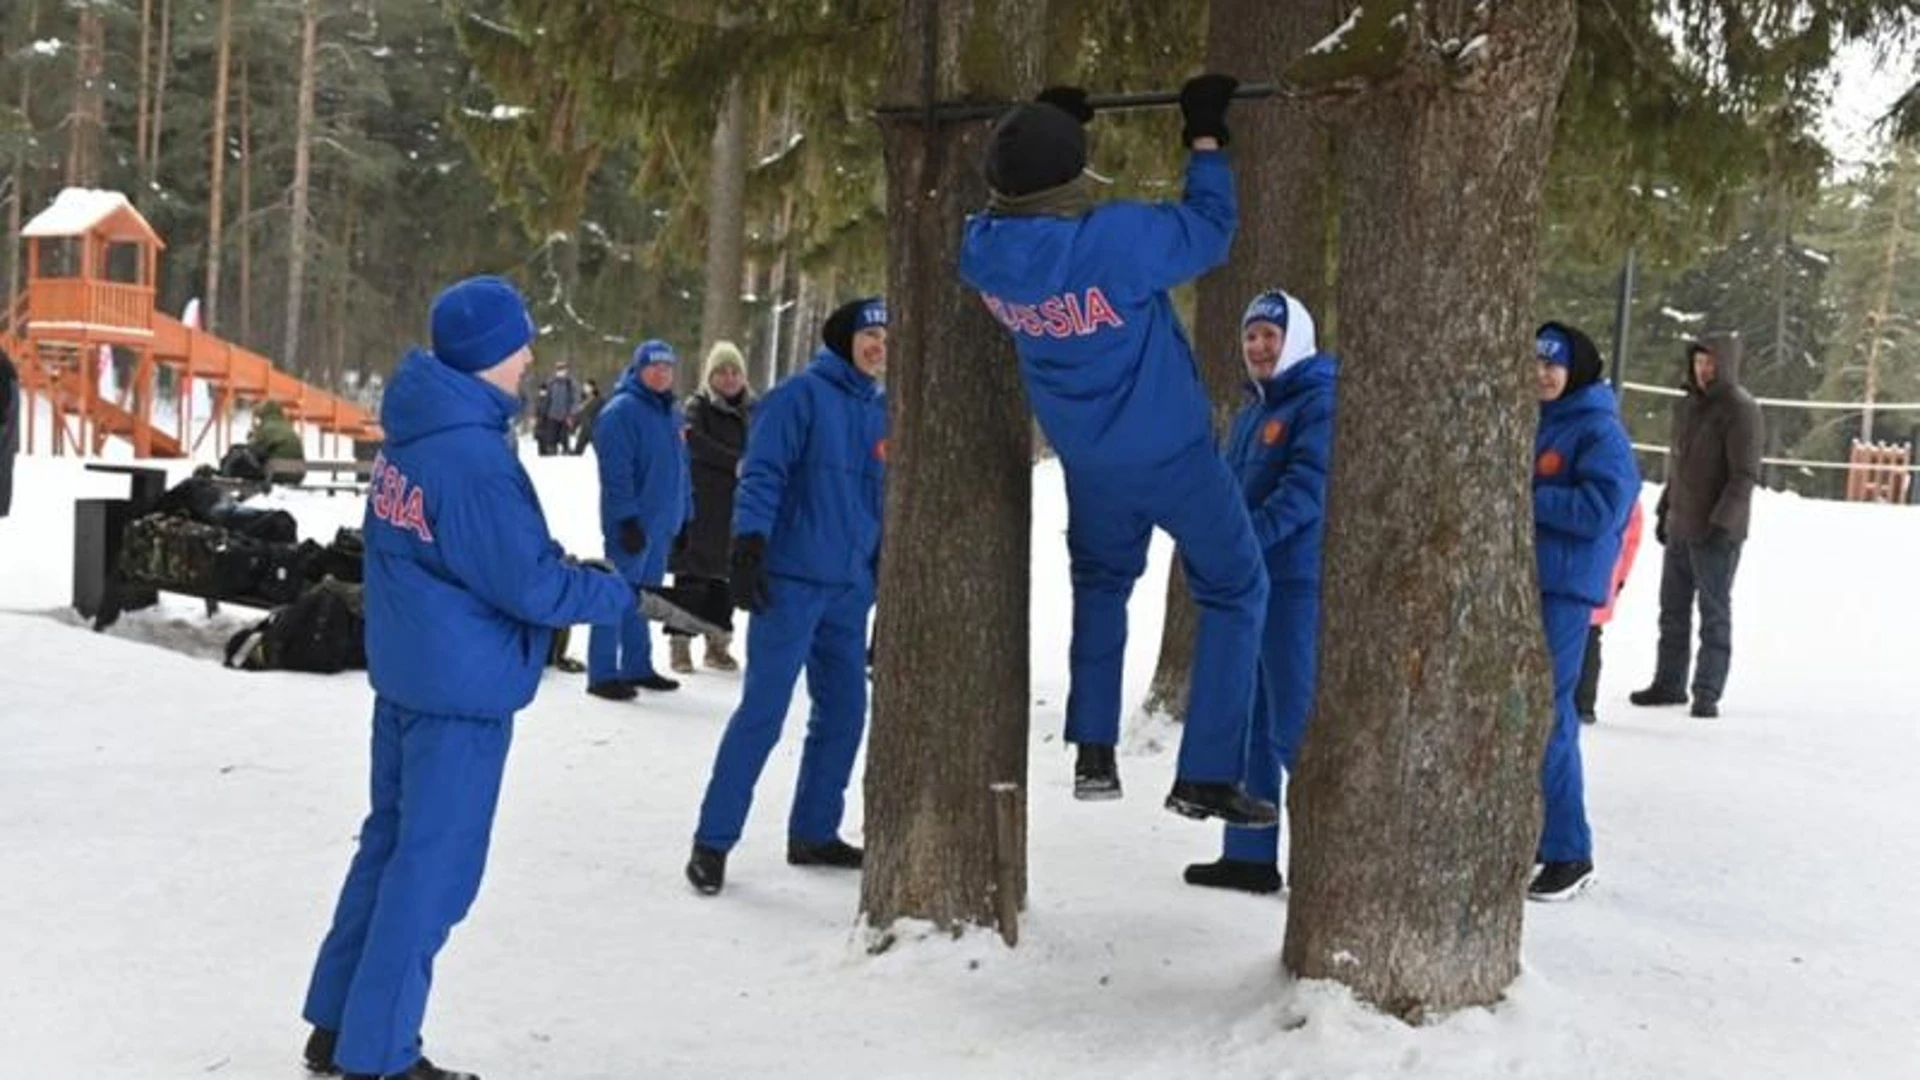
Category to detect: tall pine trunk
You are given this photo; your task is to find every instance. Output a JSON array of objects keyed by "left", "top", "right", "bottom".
[
  {"left": 283, "top": 0, "right": 319, "bottom": 372},
  {"left": 1281, "top": 0, "right": 1576, "bottom": 1016},
  {"left": 204, "top": 0, "right": 234, "bottom": 331},
  {"left": 66, "top": 4, "right": 106, "bottom": 187},
  {"left": 136, "top": 0, "right": 153, "bottom": 180},
  {"left": 1860, "top": 146, "right": 1910, "bottom": 442},
  {"left": 694, "top": 75, "right": 748, "bottom": 393},
  {"left": 237, "top": 56, "right": 253, "bottom": 348},
  {"left": 1140, "top": 0, "right": 1344, "bottom": 722},
  {"left": 6, "top": 0, "right": 37, "bottom": 308},
  {"left": 148, "top": 0, "right": 172, "bottom": 185},
  {"left": 861, "top": 0, "right": 1038, "bottom": 943}
]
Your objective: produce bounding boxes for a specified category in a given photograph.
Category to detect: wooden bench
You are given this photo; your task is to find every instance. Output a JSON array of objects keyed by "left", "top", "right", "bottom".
[{"left": 267, "top": 457, "right": 374, "bottom": 496}]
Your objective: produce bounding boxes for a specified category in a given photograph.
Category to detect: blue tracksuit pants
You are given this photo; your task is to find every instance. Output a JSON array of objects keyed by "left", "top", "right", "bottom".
[
  {"left": 1223, "top": 579, "right": 1320, "bottom": 864},
  {"left": 1540, "top": 595, "right": 1594, "bottom": 863},
  {"left": 1061, "top": 442, "right": 1268, "bottom": 784},
  {"left": 695, "top": 575, "right": 872, "bottom": 852},
  {"left": 589, "top": 541, "right": 667, "bottom": 683},
  {"left": 302, "top": 699, "right": 512, "bottom": 1077}
]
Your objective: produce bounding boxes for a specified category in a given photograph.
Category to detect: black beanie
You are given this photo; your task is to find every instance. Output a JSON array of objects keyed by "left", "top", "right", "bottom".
[
  {"left": 1538, "top": 321, "right": 1606, "bottom": 393},
  {"left": 985, "top": 103, "right": 1087, "bottom": 197},
  {"left": 823, "top": 296, "right": 887, "bottom": 361}
]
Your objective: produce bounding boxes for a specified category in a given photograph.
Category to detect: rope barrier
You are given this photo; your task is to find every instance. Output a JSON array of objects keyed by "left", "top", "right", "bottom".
[
  {"left": 1629, "top": 442, "right": 1920, "bottom": 473},
  {"left": 1620, "top": 380, "right": 1920, "bottom": 413}
]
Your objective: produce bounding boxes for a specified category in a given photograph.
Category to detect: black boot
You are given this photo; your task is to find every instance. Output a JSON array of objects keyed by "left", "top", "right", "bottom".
[
  {"left": 1629, "top": 685, "right": 1687, "bottom": 707},
  {"left": 304, "top": 1027, "right": 339, "bottom": 1075},
  {"left": 1073, "top": 743, "right": 1122, "bottom": 801},
  {"left": 586, "top": 680, "right": 637, "bottom": 701},
  {"left": 1527, "top": 860, "right": 1595, "bottom": 902},
  {"left": 1164, "top": 781, "right": 1278, "bottom": 827},
  {"left": 788, "top": 837, "right": 864, "bottom": 869},
  {"left": 630, "top": 673, "right": 681, "bottom": 692},
  {"left": 1690, "top": 699, "right": 1719, "bottom": 719},
  {"left": 1182, "top": 857, "right": 1282, "bottom": 895},
  {"left": 344, "top": 1057, "right": 478, "bottom": 1080},
  {"left": 686, "top": 844, "right": 727, "bottom": 895}
]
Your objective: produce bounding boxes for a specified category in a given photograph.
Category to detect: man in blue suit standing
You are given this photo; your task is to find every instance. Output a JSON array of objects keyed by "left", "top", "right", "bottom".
[
  {"left": 589, "top": 339, "right": 693, "bottom": 699},
  {"left": 1185, "top": 289, "right": 1337, "bottom": 895},
  {"left": 1530, "top": 321, "right": 1639, "bottom": 902},
  {"left": 686, "top": 297, "right": 887, "bottom": 896},
  {"left": 299, "top": 275, "right": 643, "bottom": 1080},
  {"left": 957, "top": 76, "right": 1275, "bottom": 826}
]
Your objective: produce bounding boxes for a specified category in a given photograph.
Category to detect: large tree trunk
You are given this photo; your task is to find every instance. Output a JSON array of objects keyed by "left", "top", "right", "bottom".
[
  {"left": 758, "top": 191, "right": 794, "bottom": 393},
  {"left": 148, "top": 0, "right": 172, "bottom": 185},
  {"left": 1140, "top": 0, "right": 1344, "bottom": 723},
  {"left": 1281, "top": 1, "right": 1576, "bottom": 1016},
  {"left": 237, "top": 56, "right": 254, "bottom": 348},
  {"left": 860, "top": 0, "right": 1038, "bottom": 943},
  {"left": 283, "top": 0, "right": 320, "bottom": 375},
  {"left": 204, "top": 0, "right": 234, "bottom": 331},
  {"left": 6, "top": 0, "right": 37, "bottom": 308},
  {"left": 136, "top": 0, "right": 153, "bottom": 180},
  {"left": 66, "top": 4, "right": 106, "bottom": 188},
  {"left": 692, "top": 74, "right": 749, "bottom": 393},
  {"left": 1860, "top": 146, "right": 1910, "bottom": 443}
]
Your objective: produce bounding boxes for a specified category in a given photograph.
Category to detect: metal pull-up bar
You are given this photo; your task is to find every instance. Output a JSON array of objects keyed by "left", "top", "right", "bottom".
[{"left": 873, "top": 82, "right": 1291, "bottom": 125}]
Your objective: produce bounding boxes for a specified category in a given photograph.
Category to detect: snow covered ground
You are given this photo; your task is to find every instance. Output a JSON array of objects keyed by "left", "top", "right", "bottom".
[{"left": 2, "top": 449, "right": 1917, "bottom": 1079}]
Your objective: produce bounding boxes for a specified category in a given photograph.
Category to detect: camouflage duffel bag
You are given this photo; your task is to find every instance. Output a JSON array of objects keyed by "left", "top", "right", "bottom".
[{"left": 118, "top": 514, "right": 276, "bottom": 598}]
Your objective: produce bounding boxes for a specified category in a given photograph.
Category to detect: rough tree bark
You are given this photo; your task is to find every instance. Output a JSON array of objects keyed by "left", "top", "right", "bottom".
[
  {"left": 204, "top": 0, "right": 234, "bottom": 331},
  {"left": 860, "top": 0, "right": 1039, "bottom": 943},
  {"left": 693, "top": 75, "right": 749, "bottom": 393},
  {"left": 7, "top": 0, "right": 38, "bottom": 307},
  {"left": 1140, "top": 0, "right": 1344, "bottom": 722},
  {"left": 284, "top": 0, "right": 320, "bottom": 375},
  {"left": 1281, "top": 0, "right": 1576, "bottom": 1017},
  {"left": 66, "top": 3, "right": 106, "bottom": 188},
  {"left": 237, "top": 56, "right": 253, "bottom": 348},
  {"left": 148, "top": 0, "right": 172, "bottom": 185},
  {"left": 136, "top": 0, "right": 152, "bottom": 180}
]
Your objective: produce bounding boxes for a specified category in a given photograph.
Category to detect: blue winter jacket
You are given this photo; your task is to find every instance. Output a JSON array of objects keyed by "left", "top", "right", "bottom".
[
  {"left": 1534, "top": 382, "right": 1641, "bottom": 607},
  {"left": 733, "top": 348, "right": 886, "bottom": 591},
  {"left": 957, "top": 150, "right": 1236, "bottom": 470},
  {"left": 593, "top": 363, "right": 692, "bottom": 548},
  {"left": 362, "top": 350, "right": 636, "bottom": 720},
  {"left": 1224, "top": 352, "right": 1337, "bottom": 584}
]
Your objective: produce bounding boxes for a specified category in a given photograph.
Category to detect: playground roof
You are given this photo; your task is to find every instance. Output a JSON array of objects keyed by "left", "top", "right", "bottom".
[{"left": 22, "top": 189, "right": 164, "bottom": 248}]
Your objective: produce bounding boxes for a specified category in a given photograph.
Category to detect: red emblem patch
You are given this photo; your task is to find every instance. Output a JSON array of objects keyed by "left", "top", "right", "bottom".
[
  {"left": 1536, "top": 449, "right": 1565, "bottom": 477},
  {"left": 874, "top": 438, "right": 889, "bottom": 463},
  {"left": 1261, "top": 418, "right": 1285, "bottom": 446}
]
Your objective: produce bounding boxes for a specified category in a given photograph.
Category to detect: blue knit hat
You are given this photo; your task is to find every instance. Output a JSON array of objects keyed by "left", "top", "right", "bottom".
[
  {"left": 632, "top": 338, "right": 678, "bottom": 369},
  {"left": 1242, "top": 291, "right": 1290, "bottom": 332},
  {"left": 1535, "top": 326, "right": 1573, "bottom": 368},
  {"left": 430, "top": 275, "right": 535, "bottom": 373}
]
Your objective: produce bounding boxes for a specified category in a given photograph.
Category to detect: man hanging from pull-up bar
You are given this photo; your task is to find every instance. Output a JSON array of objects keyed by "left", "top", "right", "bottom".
[{"left": 958, "top": 75, "right": 1277, "bottom": 827}]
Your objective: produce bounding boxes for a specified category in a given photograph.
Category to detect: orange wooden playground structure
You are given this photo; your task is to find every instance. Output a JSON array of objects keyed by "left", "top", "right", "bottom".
[{"left": 0, "top": 189, "right": 380, "bottom": 460}]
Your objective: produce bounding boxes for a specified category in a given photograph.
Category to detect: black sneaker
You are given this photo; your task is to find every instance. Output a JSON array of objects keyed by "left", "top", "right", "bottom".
[
  {"left": 1073, "top": 743, "right": 1122, "bottom": 801},
  {"left": 1164, "top": 781, "right": 1278, "bottom": 827},
  {"left": 344, "top": 1058, "right": 478, "bottom": 1080},
  {"left": 304, "top": 1027, "right": 339, "bottom": 1075},
  {"left": 1182, "top": 857, "right": 1282, "bottom": 895},
  {"left": 586, "top": 681, "right": 637, "bottom": 701},
  {"left": 1629, "top": 686, "right": 1688, "bottom": 707},
  {"left": 1579, "top": 712, "right": 1598, "bottom": 726},
  {"left": 630, "top": 673, "right": 681, "bottom": 692},
  {"left": 686, "top": 844, "right": 727, "bottom": 895},
  {"left": 1691, "top": 700, "right": 1719, "bottom": 719},
  {"left": 787, "top": 837, "right": 864, "bottom": 869},
  {"left": 1527, "top": 860, "right": 1595, "bottom": 901}
]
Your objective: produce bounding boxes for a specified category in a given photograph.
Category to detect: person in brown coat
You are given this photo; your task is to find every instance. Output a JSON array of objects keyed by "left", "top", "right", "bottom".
[{"left": 1631, "top": 333, "right": 1763, "bottom": 718}]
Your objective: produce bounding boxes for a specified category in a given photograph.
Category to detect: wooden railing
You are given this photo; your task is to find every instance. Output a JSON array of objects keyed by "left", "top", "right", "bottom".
[{"left": 24, "top": 279, "right": 154, "bottom": 333}]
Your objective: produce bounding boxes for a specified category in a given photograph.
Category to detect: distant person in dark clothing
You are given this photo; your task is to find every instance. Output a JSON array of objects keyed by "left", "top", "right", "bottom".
[
  {"left": 1631, "top": 334, "right": 1763, "bottom": 719},
  {"left": 569, "top": 379, "right": 604, "bottom": 455},
  {"left": 668, "top": 342, "right": 753, "bottom": 674},
  {"left": 536, "top": 363, "right": 580, "bottom": 456},
  {"left": 0, "top": 346, "right": 18, "bottom": 518}
]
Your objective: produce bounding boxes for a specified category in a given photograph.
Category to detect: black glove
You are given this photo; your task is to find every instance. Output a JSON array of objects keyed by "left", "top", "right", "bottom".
[
  {"left": 1035, "top": 85, "right": 1094, "bottom": 124},
  {"left": 1654, "top": 511, "right": 1669, "bottom": 546},
  {"left": 1705, "top": 525, "right": 1733, "bottom": 549},
  {"left": 618, "top": 518, "right": 647, "bottom": 557},
  {"left": 729, "top": 534, "right": 772, "bottom": 613},
  {"left": 1179, "top": 73, "right": 1240, "bottom": 146}
]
